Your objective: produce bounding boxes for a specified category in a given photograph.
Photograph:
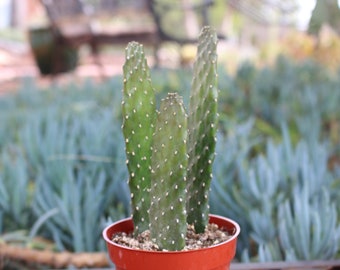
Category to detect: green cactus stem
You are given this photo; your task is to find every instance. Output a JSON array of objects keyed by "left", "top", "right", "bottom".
[
  {"left": 149, "top": 93, "right": 188, "bottom": 251},
  {"left": 122, "top": 42, "right": 156, "bottom": 234},
  {"left": 187, "top": 26, "right": 218, "bottom": 233}
]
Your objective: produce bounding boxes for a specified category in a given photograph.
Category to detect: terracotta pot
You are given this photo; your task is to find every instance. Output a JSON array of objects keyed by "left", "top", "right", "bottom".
[{"left": 102, "top": 214, "right": 240, "bottom": 270}]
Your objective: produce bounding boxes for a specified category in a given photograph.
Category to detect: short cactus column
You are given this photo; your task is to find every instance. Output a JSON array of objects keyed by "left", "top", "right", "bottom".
[
  {"left": 187, "top": 26, "right": 218, "bottom": 233},
  {"left": 149, "top": 93, "right": 188, "bottom": 251},
  {"left": 122, "top": 42, "right": 156, "bottom": 234}
]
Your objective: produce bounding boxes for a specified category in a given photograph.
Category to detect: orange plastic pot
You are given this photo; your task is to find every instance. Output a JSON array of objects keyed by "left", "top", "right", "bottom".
[{"left": 103, "top": 214, "right": 240, "bottom": 270}]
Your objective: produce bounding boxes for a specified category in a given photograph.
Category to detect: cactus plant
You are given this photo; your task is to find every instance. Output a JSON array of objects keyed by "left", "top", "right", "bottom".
[{"left": 122, "top": 26, "right": 218, "bottom": 250}]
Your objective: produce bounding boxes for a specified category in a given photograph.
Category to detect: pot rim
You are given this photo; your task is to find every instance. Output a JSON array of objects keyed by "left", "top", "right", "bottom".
[{"left": 102, "top": 214, "right": 240, "bottom": 254}]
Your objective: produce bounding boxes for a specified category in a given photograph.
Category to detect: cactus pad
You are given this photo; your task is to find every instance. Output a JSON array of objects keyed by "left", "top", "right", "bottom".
[
  {"left": 122, "top": 42, "right": 156, "bottom": 234},
  {"left": 149, "top": 93, "right": 188, "bottom": 251},
  {"left": 187, "top": 26, "right": 218, "bottom": 233}
]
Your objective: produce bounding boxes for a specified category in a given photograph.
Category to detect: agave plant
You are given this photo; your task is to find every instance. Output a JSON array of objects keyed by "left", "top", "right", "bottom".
[{"left": 122, "top": 26, "right": 218, "bottom": 251}]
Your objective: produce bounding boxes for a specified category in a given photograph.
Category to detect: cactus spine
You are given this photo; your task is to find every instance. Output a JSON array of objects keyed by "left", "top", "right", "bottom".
[
  {"left": 187, "top": 27, "right": 218, "bottom": 233},
  {"left": 122, "top": 42, "right": 156, "bottom": 234},
  {"left": 149, "top": 93, "right": 188, "bottom": 251}
]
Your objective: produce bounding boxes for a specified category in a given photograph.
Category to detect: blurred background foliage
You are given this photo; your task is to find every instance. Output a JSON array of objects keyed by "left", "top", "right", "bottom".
[
  {"left": 0, "top": 0, "right": 340, "bottom": 266},
  {"left": 0, "top": 56, "right": 339, "bottom": 262}
]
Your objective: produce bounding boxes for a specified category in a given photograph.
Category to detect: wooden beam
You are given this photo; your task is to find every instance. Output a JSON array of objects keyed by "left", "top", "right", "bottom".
[{"left": 231, "top": 260, "right": 340, "bottom": 270}]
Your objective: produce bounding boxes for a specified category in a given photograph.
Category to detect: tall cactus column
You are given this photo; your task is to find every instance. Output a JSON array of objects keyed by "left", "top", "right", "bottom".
[
  {"left": 187, "top": 27, "right": 218, "bottom": 233},
  {"left": 149, "top": 93, "right": 188, "bottom": 251},
  {"left": 122, "top": 42, "right": 156, "bottom": 234}
]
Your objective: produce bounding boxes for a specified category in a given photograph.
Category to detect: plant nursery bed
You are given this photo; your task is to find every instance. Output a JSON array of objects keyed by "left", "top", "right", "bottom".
[{"left": 1, "top": 244, "right": 340, "bottom": 270}]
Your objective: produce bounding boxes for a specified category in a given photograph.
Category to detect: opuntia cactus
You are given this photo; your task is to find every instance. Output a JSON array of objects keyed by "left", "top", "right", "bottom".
[
  {"left": 149, "top": 93, "right": 188, "bottom": 251},
  {"left": 121, "top": 26, "right": 218, "bottom": 250},
  {"left": 122, "top": 42, "right": 156, "bottom": 234},
  {"left": 187, "top": 27, "right": 218, "bottom": 233}
]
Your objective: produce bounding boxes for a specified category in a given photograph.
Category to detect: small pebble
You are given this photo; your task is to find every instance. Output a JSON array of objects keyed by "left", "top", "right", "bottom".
[{"left": 111, "top": 223, "right": 231, "bottom": 251}]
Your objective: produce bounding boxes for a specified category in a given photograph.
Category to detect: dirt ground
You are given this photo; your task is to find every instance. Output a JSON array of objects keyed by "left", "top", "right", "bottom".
[
  {"left": 0, "top": 36, "right": 249, "bottom": 97},
  {"left": 0, "top": 41, "right": 136, "bottom": 96},
  {"left": 0, "top": 39, "right": 190, "bottom": 97}
]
